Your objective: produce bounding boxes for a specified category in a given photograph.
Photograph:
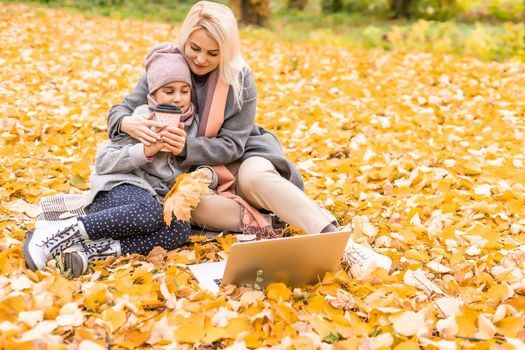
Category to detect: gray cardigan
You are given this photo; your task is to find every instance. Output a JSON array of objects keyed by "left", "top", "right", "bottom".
[
  {"left": 107, "top": 68, "right": 304, "bottom": 190},
  {"left": 88, "top": 105, "right": 200, "bottom": 206}
]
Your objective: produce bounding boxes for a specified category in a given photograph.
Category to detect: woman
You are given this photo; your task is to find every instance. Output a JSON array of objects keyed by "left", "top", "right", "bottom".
[{"left": 108, "top": 1, "right": 391, "bottom": 273}]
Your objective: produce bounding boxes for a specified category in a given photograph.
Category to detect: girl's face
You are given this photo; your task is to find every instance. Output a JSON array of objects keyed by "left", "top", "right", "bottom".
[
  {"left": 153, "top": 82, "right": 191, "bottom": 112},
  {"left": 184, "top": 28, "right": 220, "bottom": 76}
]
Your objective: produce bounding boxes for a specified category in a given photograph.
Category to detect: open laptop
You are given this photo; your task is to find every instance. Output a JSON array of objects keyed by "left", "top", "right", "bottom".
[{"left": 188, "top": 230, "right": 351, "bottom": 294}]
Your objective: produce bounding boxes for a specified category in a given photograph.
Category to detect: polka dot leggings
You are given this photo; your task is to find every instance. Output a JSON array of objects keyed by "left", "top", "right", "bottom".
[{"left": 79, "top": 184, "right": 191, "bottom": 256}]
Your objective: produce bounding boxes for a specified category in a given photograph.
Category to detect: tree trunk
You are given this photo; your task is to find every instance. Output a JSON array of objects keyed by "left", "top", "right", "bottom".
[
  {"left": 231, "top": 0, "right": 270, "bottom": 26},
  {"left": 390, "top": 0, "right": 412, "bottom": 19},
  {"left": 321, "top": 0, "right": 343, "bottom": 13},
  {"left": 288, "top": 0, "right": 307, "bottom": 11}
]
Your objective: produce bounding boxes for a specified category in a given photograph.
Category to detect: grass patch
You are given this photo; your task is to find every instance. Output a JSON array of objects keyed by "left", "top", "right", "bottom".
[
  {"left": 2, "top": 0, "right": 524, "bottom": 62},
  {"left": 1, "top": 0, "right": 198, "bottom": 22}
]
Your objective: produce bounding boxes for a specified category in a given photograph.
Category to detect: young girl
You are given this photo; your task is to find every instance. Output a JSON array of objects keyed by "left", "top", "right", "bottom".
[{"left": 23, "top": 44, "right": 211, "bottom": 277}]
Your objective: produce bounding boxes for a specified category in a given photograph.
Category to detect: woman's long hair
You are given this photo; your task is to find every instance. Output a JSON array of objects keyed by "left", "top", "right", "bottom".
[{"left": 179, "top": 1, "right": 247, "bottom": 108}]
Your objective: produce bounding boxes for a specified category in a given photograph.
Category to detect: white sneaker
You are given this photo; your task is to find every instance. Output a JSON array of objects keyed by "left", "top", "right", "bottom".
[
  {"left": 23, "top": 219, "right": 88, "bottom": 271},
  {"left": 343, "top": 240, "right": 392, "bottom": 279},
  {"left": 62, "top": 238, "right": 121, "bottom": 277}
]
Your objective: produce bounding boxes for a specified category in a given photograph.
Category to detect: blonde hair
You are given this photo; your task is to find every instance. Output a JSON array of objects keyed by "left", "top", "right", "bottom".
[{"left": 179, "top": 1, "right": 247, "bottom": 107}]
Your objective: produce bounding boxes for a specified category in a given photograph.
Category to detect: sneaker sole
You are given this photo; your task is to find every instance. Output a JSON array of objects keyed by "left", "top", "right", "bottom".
[
  {"left": 22, "top": 229, "right": 38, "bottom": 271},
  {"left": 63, "top": 251, "right": 85, "bottom": 278}
]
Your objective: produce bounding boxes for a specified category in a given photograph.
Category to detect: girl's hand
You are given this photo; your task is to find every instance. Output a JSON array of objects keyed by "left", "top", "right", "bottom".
[
  {"left": 144, "top": 140, "right": 164, "bottom": 157},
  {"left": 160, "top": 122, "right": 186, "bottom": 156},
  {"left": 121, "top": 113, "right": 165, "bottom": 146}
]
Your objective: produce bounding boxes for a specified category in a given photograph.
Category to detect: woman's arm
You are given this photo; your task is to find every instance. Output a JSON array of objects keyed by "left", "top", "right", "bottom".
[
  {"left": 174, "top": 69, "right": 258, "bottom": 167},
  {"left": 107, "top": 75, "right": 163, "bottom": 145},
  {"left": 178, "top": 97, "right": 256, "bottom": 166}
]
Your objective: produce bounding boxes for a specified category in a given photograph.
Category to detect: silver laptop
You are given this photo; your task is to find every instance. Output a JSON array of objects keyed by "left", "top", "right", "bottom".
[{"left": 188, "top": 230, "right": 351, "bottom": 294}]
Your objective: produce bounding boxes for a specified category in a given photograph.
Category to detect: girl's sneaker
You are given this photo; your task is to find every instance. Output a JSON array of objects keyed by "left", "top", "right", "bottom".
[
  {"left": 23, "top": 218, "right": 89, "bottom": 271},
  {"left": 62, "top": 238, "right": 121, "bottom": 277}
]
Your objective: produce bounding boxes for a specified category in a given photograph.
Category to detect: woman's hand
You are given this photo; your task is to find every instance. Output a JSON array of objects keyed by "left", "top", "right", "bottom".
[
  {"left": 194, "top": 167, "right": 213, "bottom": 182},
  {"left": 121, "top": 113, "right": 164, "bottom": 146},
  {"left": 160, "top": 122, "right": 187, "bottom": 156}
]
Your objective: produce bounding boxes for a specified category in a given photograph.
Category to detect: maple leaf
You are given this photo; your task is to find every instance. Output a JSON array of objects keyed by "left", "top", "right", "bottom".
[
  {"left": 2, "top": 4, "right": 525, "bottom": 348},
  {"left": 163, "top": 170, "right": 211, "bottom": 225}
]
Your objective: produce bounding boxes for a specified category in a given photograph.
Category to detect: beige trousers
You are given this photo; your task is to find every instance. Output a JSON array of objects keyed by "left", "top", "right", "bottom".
[{"left": 191, "top": 157, "right": 333, "bottom": 235}]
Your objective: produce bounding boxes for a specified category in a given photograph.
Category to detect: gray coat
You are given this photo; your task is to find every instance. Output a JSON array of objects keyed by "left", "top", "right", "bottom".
[
  {"left": 107, "top": 68, "right": 304, "bottom": 190},
  {"left": 88, "top": 105, "right": 198, "bottom": 206}
]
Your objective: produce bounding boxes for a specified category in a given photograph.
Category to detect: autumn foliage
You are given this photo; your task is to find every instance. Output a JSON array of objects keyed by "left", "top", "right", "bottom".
[
  {"left": 163, "top": 171, "right": 211, "bottom": 225},
  {"left": 1, "top": 3, "right": 525, "bottom": 349}
]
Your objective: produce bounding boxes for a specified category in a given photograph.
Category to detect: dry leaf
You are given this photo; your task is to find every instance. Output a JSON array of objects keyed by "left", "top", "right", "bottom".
[
  {"left": 79, "top": 340, "right": 106, "bottom": 350},
  {"left": 390, "top": 311, "right": 425, "bottom": 336},
  {"left": 2, "top": 4, "right": 525, "bottom": 348},
  {"left": 163, "top": 171, "right": 211, "bottom": 225},
  {"left": 146, "top": 246, "right": 167, "bottom": 265},
  {"left": 17, "top": 310, "right": 44, "bottom": 328},
  {"left": 266, "top": 283, "right": 292, "bottom": 302},
  {"left": 437, "top": 316, "right": 459, "bottom": 338},
  {"left": 19, "top": 321, "right": 58, "bottom": 342},
  {"left": 56, "top": 303, "right": 84, "bottom": 327},
  {"left": 404, "top": 269, "right": 445, "bottom": 295},
  {"left": 434, "top": 297, "right": 463, "bottom": 318},
  {"left": 239, "top": 290, "right": 265, "bottom": 306},
  {"left": 362, "top": 333, "right": 394, "bottom": 349},
  {"left": 146, "top": 316, "right": 176, "bottom": 345}
]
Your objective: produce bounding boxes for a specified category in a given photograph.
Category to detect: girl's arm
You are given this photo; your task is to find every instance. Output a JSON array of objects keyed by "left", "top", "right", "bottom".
[{"left": 95, "top": 138, "right": 151, "bottom": 175}]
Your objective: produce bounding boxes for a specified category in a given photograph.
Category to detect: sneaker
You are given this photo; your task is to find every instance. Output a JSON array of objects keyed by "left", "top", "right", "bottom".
[
  {"left": 23, "top": 219, "right": 89, "bottom": 271},
  {"left": 343, "top": 240, "right": 392, "bottom": 279},
  {"left": 62, "top": 238, "right": 121, "bottom": 278}
]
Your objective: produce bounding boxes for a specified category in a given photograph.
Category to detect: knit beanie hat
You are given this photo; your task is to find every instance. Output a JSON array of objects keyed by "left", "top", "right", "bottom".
[{"left": 144, "top": 42, "right": 192, "bottom": 95}]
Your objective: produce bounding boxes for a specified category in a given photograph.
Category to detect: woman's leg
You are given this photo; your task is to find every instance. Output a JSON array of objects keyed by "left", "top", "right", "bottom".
[
  {"left": 235, "top": 157, "right": 333, "bottom": 235},
  {"left": 191, "top": 194, "right": 242, "bottom": 232},
  {"left": 235, "top": 157, "right": 391, "bottom": 275},
  {"left": 191, "top": 161, "right": 245, "bottom": 232},
  {"left": 190, "top": 158, "right": 330, "bottom": 234}
]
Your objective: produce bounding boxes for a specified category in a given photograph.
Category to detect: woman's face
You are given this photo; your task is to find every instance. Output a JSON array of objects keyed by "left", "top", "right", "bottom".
[{"left": 184, "top": 28, "right": 220, "bottom": 76}]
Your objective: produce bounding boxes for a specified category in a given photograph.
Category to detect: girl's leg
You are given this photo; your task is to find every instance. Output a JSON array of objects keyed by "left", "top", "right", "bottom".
[
  {"left": 81, "top": 184, "right": 166, "bottom": 240},
  {"left": 117, "top": 222, "right": 190, "bottom": 255},
  {"left": 79, "top": 183, "right": 191, "bottom": 252},
  {"left": 24, "top": 184, "right": 189, "bottom": 271},
  {"left": 235, "top": 157, "right": 333, "bottom": 235},
  {"left": 63, "top": 220, "right": 191, "bottom": 277},
  {"left": 62, "top": 184, "right": 191, "bottom": 276}
]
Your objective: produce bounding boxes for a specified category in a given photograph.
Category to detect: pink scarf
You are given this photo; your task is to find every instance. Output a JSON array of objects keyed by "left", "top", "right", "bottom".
[{"left": 199, "top": 70, "right": 276, "bottom": 239}]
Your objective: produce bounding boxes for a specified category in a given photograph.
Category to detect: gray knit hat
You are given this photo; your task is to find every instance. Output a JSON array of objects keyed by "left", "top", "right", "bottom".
[{"left": 144, "top": 42, "right": 192, "bottom": 95}]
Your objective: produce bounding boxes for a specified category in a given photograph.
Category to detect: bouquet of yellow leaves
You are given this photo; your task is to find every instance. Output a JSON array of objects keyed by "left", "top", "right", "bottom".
[{"left": 163, "top": 169, "right": 212, "bottom": 225}]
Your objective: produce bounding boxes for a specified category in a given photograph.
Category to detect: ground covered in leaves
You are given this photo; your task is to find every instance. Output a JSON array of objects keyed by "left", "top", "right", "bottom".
[{"left": 1, "top": 3, "right": 525, "bottom": 349}]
